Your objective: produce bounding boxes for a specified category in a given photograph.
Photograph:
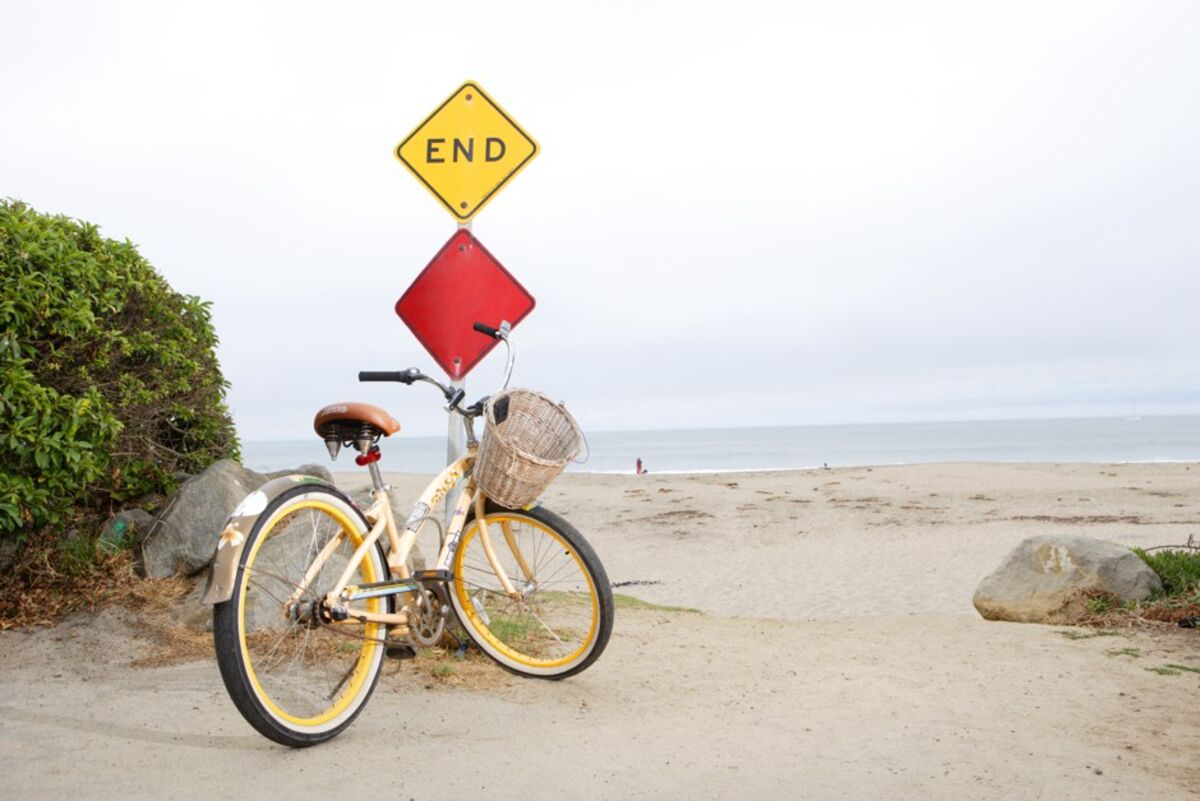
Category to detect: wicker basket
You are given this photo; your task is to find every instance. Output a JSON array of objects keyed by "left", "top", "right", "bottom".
[{"left": 474, "top": 389, "right": 584, "bottom": 508}]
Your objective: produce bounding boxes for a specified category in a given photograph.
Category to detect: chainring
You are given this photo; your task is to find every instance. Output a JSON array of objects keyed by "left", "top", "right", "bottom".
[{"left": 408, "top": 587, "right": 447, "bottom": 647}]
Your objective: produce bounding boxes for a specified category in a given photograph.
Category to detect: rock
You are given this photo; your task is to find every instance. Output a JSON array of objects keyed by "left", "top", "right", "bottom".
[
  {"left": 0, "top": 537, "right": 18, "bottom": 573},
  {"left": 139, "top": 459, "right": 333, "bottom": 578},
  {"left": 973, "top": 534, "right": 1162, "bottom": 623},
  {"left": 98, "top": 509, "right": 155, "bottom": 551},
  {"left": 173, "top": 572, "right": 214, "bottom": 630},
  {"left": 268, "top": 463, "right": 334, "bottom": 484},
  {"left": 140, "top": 460, "right": 262, "bottom": 578}
]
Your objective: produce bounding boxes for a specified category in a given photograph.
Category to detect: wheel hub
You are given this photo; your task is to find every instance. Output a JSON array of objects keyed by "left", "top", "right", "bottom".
[{"left": 287, "top": 599, "right": 327, "bottom": 628}]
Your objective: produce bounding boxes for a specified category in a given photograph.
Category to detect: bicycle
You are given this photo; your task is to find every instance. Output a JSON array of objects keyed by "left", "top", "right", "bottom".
[{"left": 202, "top": 322, "right": 613, "bottom": 747}]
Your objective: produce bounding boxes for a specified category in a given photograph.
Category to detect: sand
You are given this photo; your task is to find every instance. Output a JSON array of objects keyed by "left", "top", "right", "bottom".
[{"left": 1, "top": 462, "right": 1197, "bottom": 799}]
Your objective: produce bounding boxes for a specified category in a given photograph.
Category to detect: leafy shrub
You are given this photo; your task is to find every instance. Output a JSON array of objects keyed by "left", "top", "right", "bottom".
[
  {"left": 1134, "top": 547, "right": 1200, "bottom": 598},
  {"left": 0, "top": 199, "right": 239, "bottom": 543}
]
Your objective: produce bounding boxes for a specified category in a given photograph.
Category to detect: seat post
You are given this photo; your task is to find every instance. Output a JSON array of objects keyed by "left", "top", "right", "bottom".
[
  {"left": 367, "top": 460, "right": 386, "bottom": 493},
  {"left": 354, "top": 440, "right": 387, "bottom": 493}
]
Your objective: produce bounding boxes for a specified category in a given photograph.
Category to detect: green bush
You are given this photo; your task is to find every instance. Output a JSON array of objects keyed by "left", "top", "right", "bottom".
[
  {"left": 1134, "top": 547, "right": 1200, "bottom": 598},
  {"left": 0, "top": 199, "right": 239, "bottom": 542}
]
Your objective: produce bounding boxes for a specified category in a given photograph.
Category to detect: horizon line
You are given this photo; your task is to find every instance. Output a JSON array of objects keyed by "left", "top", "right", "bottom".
[{"left": 238, "top": 411, "right": 1200, "bottom": 443}]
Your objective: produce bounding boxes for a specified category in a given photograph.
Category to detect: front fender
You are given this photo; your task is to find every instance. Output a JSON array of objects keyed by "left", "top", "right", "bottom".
[{"left": 201, "top": 474, "right": 344, "bottom": 604}]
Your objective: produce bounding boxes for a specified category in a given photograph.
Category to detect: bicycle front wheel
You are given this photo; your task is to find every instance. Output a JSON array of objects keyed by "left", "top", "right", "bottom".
[
  {"left": 212, "top": 485, "right": 389, "bottom": 747},
  {"left": 450, "top": 504, "right": 613, "bottom": 678}
]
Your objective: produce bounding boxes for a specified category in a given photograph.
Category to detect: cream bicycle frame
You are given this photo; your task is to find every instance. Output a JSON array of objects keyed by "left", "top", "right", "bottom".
[
  {"left": 278, "top": 323, "right": 530, "bottom": 635},
  {"left": 283, "top": 450, "right": 524, "bottom": 633}
]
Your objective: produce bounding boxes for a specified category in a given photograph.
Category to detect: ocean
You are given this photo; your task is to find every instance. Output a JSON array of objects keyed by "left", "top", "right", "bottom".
[{"left": 241, "top": 414, "right": 1200, "bottom": 475}]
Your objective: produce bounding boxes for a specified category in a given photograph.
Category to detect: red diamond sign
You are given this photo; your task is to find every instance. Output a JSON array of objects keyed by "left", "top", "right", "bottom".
[{"left": 395, "top": 230, "right": 535, "bottom": 380}]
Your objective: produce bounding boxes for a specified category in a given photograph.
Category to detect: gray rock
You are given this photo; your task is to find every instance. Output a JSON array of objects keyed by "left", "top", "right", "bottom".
[
  {"left": 973, "top": 534, "right": 1162, "bottom": 623},
  {"left": 267, "top": 463, "right": 334, "bottom": 484},
  {"left": 173, "top": 572, "right": 214, "bottom": 630},
  {"left": 0, "top": 537, "right": 18, "bottom": 573},
  {"left": 139, "top": 459, "right": 333, "bottom": 578}
]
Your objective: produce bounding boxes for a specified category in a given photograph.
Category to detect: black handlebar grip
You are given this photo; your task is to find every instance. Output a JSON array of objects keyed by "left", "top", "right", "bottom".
[
  {"left": 358, "top": 369, "right": 420, "bottom": 384},
  {"left": 473, "top": 322, "right": 500, "bottom": 339}
]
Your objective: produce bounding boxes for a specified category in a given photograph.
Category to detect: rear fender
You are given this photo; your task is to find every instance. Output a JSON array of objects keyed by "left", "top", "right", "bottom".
[{"left": 201, "top": 474, "right": 349, "bottom": 604}]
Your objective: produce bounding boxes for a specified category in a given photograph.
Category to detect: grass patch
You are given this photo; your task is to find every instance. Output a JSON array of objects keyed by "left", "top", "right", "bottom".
[
  {"left": 1146, "top": 666, "right": 1181, "bottom": 676},
  {"left": 487, "top": 615, "right": 543, "bottom": 643},
  {"left": 1143, "top": 664, "right": 1200, "bottom": 677},
  {"left": 1105, "top": 647, "right": 1141, "bottom": 658},
  {"left": 613, "top": 594, "right": 702, "bottom": 614},
  {"left": 1086, "top": 595, "right": 1115, "bottom": 615},
  {"left": 1164, "top": 663, "right": 1200, "bottom": 675},
  {"left": 401, "top": 640, "right": 512, "bottom": 691},
  {"left": 1084, "top": 594, "right": 1139, "bottom": 616},
  {"left": 1054, "top": 629, "right": 1120, "bottom": 640}
]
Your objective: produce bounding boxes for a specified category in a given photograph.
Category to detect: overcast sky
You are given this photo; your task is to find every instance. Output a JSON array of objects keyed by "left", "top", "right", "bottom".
[{"left": 3, "top": 1, "right": 1198, "bottom": 438}]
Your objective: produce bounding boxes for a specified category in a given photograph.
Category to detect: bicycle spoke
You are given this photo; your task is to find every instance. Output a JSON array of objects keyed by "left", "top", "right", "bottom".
[
  {"left": 245, "top": 576, "right": 292, "bottom": 608},
  {"left": 522, "top": 604, "right": 568, "bottom": 648},
  {"left": 327, "top": 659, "right": 357, "bottom": 701}
]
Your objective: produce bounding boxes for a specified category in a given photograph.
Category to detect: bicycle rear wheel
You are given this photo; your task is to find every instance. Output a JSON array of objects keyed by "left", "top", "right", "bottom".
[
  {"left": 450, "top": 503, "right": 613, "bottom": 678},
  {"left": 212, "top": 485, "right": 389, "bottom": 747}
]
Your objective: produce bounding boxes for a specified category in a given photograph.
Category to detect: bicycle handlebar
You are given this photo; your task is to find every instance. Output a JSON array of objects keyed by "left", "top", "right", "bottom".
[
  {"left": 473, "top": 322, "right": 501, "bottom": 339},
  {"left": 357, "top": 321, "right": 515, "bottom": 416},
  {"left": 358, "top": 369, "right": 420, "bottom": 384}
]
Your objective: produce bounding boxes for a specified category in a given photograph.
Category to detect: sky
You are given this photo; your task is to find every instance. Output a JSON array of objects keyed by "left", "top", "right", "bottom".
[{"left": 3, "top": 1, "right": 1199, "bottom": 439}]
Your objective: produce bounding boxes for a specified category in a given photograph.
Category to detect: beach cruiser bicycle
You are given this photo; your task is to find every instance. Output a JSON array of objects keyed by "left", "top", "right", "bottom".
[{"left": 203, "top": 322, "right": 613, "bottom": 747}]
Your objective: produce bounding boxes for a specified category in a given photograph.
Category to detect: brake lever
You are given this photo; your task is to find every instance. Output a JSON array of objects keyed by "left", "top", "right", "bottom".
[
  {"left": 464, "top": 396, "right": 488, "bottom": 417},
  {"left": 444, "top": 387, "right": 466, "bottom": 413}
]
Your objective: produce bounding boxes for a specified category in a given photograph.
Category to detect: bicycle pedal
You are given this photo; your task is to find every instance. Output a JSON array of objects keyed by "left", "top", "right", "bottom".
[
  {"left": 413, "top": 569, "right": 452, "bottom": 582},
  {"left": 385, "top": 644, "right": 417, "bottom": 660}
]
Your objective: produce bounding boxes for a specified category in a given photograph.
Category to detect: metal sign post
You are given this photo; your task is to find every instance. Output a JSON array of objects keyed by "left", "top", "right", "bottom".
[
  {"left": 445, "top": 374, "right": 466, "bottom": 527},
  {"left": 443, "top": 219, "right": 471, "bottom": 524}
]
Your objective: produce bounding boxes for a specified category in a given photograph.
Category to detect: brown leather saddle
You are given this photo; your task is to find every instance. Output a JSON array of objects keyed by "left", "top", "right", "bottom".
[{"left": 313, "top": 402, "right": 401, "bottom": 444}]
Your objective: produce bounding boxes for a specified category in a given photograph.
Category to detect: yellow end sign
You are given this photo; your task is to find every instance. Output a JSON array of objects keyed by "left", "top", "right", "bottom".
[{"left": 396, "top": 82, "right": 539, "bottom": 222}]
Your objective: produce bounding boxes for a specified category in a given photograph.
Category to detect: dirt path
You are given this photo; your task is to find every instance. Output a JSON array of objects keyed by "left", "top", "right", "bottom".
[
  {"left": 3, "top": 463, "right": 1198, "bottom": 799},
  {"left": 1, "top": 605, "right": 1196, "bottom": 800}
]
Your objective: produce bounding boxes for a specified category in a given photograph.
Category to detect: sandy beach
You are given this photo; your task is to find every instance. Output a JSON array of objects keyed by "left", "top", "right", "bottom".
[{"left": 2, "top": 462, "right": 1197, "bottom": 799}]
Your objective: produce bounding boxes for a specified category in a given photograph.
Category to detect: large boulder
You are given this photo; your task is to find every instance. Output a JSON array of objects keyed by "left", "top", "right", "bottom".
[
  {"left": 139, "top": 460, "right": 333, "bottom": 578},
  {"left": 974, "top": 534, "right": 1162, "bottom": 623}
]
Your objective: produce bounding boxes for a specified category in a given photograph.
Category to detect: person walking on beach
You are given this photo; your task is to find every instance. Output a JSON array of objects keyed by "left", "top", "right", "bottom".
[{"left": 636, "top": 457, "right": 644, "bottom": 475}]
